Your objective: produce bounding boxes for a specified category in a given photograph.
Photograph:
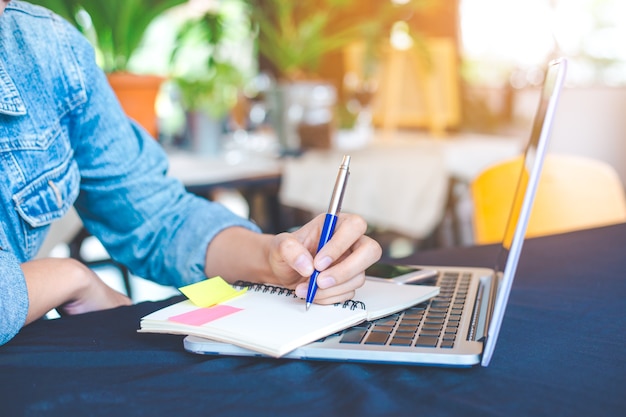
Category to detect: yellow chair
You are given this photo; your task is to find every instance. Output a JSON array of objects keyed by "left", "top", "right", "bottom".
[{"left": 470, "top": 154, "right": 626, "bottom": 244}]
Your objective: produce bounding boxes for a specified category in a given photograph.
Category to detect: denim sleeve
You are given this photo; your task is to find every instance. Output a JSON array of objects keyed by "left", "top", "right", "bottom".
[
  {"left": 65, "top": 25, "right": 260, "bottom": 288},
  {"left": 0, "top": 249, "right": 28, "bottom": 345}
]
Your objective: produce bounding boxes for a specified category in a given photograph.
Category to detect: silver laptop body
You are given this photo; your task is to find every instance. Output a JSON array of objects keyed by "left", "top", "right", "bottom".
[{"left": 184, "top": 58, "right": 568, "bottom": 367}]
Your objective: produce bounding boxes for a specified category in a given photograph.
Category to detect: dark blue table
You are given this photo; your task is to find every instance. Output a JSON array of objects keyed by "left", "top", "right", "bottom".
[{"left": 2, "top": 223, "right": 625, "bottom": 416}]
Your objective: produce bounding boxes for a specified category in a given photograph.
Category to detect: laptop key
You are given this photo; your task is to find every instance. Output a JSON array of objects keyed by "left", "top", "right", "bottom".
[
  {"left": 364, "top": 331, "right": 390, "bottom": 345},
  {"left": 398, "top": 323, "right": 419, "bottom": 331},
  {"left": 390, "top": 336, "right": 413, "bottom": 346},
  {"left": 395, "top": 329, "right": 415, "bottom": 338},
  {"left": 419, "top": 329, "right": 441, "bottom": 337},
  {"left": 339, "top": 328, "right": 367, "bottom": 344},
  {"left": 399, "top": 318, "right": 420, "bottom": 326},
  {"left": 414, "top": 336, "right": 438, "bottom": 347},
  {"left": 372, "top": 325, "right": 394, "bottom": 333}
]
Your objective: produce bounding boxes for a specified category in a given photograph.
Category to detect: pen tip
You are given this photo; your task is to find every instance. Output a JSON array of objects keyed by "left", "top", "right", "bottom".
[{"left": 306, "top": 302, "right": 311, "bottom": 311}]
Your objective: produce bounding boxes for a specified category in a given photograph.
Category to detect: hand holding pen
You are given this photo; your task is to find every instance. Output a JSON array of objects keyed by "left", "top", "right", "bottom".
[{"left": 305, "top": 155, "right": 351, "bottom": 310}]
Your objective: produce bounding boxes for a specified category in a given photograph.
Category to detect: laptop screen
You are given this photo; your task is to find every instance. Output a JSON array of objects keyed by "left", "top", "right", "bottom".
[
  {"left": 499, "top": 61, "right": 566, "bottom": 256},
  {"left": 483, "top": 58, "right": 568, "bottom": 366}
]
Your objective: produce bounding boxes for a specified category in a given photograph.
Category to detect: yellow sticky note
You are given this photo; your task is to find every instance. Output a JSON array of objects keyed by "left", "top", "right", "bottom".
[{"left": 178, "top": 276, "right": 247, "bottom": 307}]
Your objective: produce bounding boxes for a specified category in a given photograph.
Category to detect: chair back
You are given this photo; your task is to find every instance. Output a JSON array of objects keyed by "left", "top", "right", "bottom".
[{"left": 471, "top": 154, "right": 626, "bottom": 244}]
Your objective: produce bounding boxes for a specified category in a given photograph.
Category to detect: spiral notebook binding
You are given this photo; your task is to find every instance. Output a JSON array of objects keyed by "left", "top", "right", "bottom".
[
  {"left": 337, "top": 299, "right": 366, "bottom": 311},
  {"left": 233, "top": 280, "right": 367, "bottom": 310},
  {"left": 233, "top": 281, "right": 297, "bottom": 298}
]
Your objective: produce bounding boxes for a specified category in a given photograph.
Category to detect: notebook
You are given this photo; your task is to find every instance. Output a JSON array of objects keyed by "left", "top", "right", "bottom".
[
  {"left": 183, "top": 58, "right": 568, "bottom": 367},
  {"left": 139, "top": 278, "right": 438, "bottom": 357}
]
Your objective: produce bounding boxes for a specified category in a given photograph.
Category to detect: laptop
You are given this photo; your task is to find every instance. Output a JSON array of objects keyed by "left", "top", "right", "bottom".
[{"left": 184, "top": 58, "right": 568, "bottom": 367}]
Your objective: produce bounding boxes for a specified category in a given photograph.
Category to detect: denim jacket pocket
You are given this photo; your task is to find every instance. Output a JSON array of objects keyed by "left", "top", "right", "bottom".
[{"left": 12, "top": 155, "right": 80, "bottom": 228}]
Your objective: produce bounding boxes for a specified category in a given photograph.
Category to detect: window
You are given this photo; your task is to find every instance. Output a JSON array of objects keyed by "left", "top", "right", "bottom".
[{"left": 460, "top": 0, "right": 626, "bottom": 86}]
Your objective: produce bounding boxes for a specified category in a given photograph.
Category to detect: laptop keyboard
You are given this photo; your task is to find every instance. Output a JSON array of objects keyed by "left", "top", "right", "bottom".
[{"left": 333, "top": 271, "right": 471, "bottom": 349}]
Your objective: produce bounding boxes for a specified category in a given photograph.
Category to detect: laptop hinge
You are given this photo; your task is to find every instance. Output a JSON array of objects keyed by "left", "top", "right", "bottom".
[
  {"left": 468, "top": 272, "right": 499, "bottom": 342},
  {"left": 482, "top": 272, "right": 499, "bottom": 340}
]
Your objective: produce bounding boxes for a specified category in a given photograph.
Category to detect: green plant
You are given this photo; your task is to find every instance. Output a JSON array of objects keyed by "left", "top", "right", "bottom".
[
  {"left": 246, "top": 0, "right": 426, "bottom": 81},
  {"left": 173, "top": 63, "right": 247, "bottom": 119},
  {"left": 28, "top": 0, "right": 187, "bottom": 73},
  {"left": 168, "top": 4, "right": 252, "bottom": 118}
]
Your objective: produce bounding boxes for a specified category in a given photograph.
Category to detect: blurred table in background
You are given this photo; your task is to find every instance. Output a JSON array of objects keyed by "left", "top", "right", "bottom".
[
  {"left": 167, "top": 146, "right": 283, "bottom": 233},
  {"left": 281, "top": 142, "right": 449, "bottom": 240},
  {"left": 167, "top": 150, "right": 281, "bottom": 190}
]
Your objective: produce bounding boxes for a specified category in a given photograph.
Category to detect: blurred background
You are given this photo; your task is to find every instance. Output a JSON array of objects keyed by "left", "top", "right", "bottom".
[{"left": 31, "top": 0, "right": 626, "bottom": 301}]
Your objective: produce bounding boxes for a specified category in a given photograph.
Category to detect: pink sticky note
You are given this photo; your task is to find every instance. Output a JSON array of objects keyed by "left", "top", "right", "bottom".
[{"left": 169, "top": 305, "right": 242, "bottom": 326}]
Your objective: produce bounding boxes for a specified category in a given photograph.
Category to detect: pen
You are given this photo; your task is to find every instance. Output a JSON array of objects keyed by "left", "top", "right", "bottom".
[{"left": 305, "top": 155, "right": 351, "bottom": 310}]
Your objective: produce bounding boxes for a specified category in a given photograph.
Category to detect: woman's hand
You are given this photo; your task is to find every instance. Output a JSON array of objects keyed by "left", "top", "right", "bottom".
[
  {"left": 206, "top": 213, "right": 381, "bottom": 305},
  {"left": 21, "top": 258, "right": 131, "bottom": 326},
  {"left": 267, "top": 213, "right": 382, "bottom": 305}
]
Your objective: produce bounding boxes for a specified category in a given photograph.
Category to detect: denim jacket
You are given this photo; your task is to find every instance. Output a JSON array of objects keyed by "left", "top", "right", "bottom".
[{"left": 0, "top": 1, "right": 259, "bottom": 345}]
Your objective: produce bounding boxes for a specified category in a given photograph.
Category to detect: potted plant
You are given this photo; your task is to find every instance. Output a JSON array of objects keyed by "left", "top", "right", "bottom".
[
  {"left": 245, "top": 0, "right": 425, "bottom": 151},
  {"left": 27, "top": 0, "right": 188, "bottom": 138},
  {"left": 168, "top": 3, "right": 253, "bottom": 154}
]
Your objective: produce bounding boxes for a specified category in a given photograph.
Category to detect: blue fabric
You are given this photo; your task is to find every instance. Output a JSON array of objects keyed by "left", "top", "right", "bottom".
[
  {"left": 0, "top": 1, "right": 259, "bottom": 345},
  {"left": 1, "top": 224, "right": 624, "bottom": 416}
]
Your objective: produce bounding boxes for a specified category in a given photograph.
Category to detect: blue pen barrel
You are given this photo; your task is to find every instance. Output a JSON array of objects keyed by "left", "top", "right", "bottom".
[
  {"left": 306, "top": 213, "right": 338, "bottom": 305},
  {"left": 316, "top": 213, "right": 338, "bottom": 251}
]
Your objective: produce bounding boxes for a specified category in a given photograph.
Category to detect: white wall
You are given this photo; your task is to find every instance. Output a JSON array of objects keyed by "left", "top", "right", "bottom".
[{"left": 514, "top": 87, "right": 626, "bottom": 188}]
